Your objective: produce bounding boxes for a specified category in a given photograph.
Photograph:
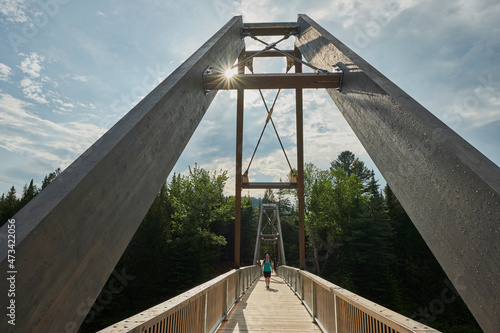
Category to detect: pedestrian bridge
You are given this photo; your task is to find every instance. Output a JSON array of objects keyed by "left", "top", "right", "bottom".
[
  {"left": 1, "top": 14, "right": 497, "bottom": 333},
  {"left": 99, "top": 266, "right": 438, "bottom": 333}
]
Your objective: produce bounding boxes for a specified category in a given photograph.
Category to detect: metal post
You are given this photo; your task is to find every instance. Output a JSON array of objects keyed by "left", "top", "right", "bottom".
[
  {"left": 253, "top": 204, "right": 265, "bottom": 265},
  {"left": 276, "top": 204, "right": 287, "bottom": 265},
  {"left": 202, "top": 292, "right": 208, "bottom": 333},
  {"left": 234, "top": 49, "right": 245, "bottom": 269},
  {"left": 334, "top": 294, "right": 338, "bottom": 333},
  {"left": 312, "top": 282, "right": 317, "bottom": 323},
  {"left": 295, "top": 46, "right": 306, "bottom": 270},
  {"left": 223, "top": 279, "right": 228, "bottom": 321}
]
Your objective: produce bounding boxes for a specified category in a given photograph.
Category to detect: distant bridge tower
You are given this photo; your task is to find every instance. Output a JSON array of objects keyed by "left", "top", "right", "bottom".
[{"left": 253, "top": 203, "right": 286, "bottom": 266}]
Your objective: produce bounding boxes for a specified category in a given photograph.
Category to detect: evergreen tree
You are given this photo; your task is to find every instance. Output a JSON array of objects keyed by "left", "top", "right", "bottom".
[
  {"left": 330, "top": 150, "right": 371, "bottom": 186},
  {"left": 1, "top": 186, "right": 20, "bottom": 226},
  {"left": 262, "top": 188, "right": 276, "bottom": 203},
  {"left": 383, "top": 185, "right": 481, "bottom": 331},
  {"left": 239, "top": 196, "right": 258, "bottom": 265},
  {"left": 41, "top": 168, "right": 61, "bottom": 189},
  {"left": 341, "top": 173, "right": 401, "bottom": 309},
  {"left": 20, "top": 179, "right": 37, "bottom": 206}
]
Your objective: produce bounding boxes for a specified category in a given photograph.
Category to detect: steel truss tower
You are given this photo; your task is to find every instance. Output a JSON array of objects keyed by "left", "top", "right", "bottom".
[{"left": 253, "top": 204, "right": 287, "bottom": 267}]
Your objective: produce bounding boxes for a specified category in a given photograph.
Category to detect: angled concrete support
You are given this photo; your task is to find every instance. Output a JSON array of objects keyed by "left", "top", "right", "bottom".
[
  {"left": 295, "top": 14, "right": 500, "bottom": 333},
  {"left": 0, "top": 16, "right": 244, "bottom": 333}
]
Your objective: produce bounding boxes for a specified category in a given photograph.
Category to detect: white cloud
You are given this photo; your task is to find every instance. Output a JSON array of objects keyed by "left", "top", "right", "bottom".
[
  {"left": 54, "top": 98, "right": 74, "bottom": 108},
  {"left": 0, "top": 0, "right": 30, "bottom": 23},
  {"left": 96, "top": 11, "right": 107, "bottom": 18},
  {"left": 72, "top": 75, "right": 88, "bottom": 82},
  {"left": 18, "top": 52, "right": 44, "bottom": 78},
  {"left": 0, "top": 92, "right": 105, "bottom": 167},
  {"left": 0, "top": 63, "right": 12, "bottom": 81},
  {"left": 20, "top": 77, "right": 48, "bottom": 104}
]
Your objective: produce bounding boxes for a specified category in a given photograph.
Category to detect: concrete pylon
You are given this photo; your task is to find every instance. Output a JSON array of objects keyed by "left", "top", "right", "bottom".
[
  {"left": 295, "top": 14, "right": 500, "bottom": 333},
  {"left": 0, "top": 16, "right": 244, "bottom": 333}
]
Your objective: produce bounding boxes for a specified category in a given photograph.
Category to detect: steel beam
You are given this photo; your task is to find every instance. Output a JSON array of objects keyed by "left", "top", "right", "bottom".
[
  {"left": 296, "top": 14, "right": 500, "bottom": 333},
  {"left": 0, "top": 16, "right": 244, "bottom": 333},
  {"left": 242, "top": 22, "right": 298, "bottom": 36},
  {"left": 253, "top": 205, "right": 265, "bottom": 265},
  {"left": 234, "top": 50, "right": 246, "bottom": 269},
  {"left": 244, "top": 50, "right": 295, "bottom": 58},
  {"left": 276, "top": 206, "right": 286, "bottom": 266},
  {"left": 204, "top": 72, "right": 342, "bottom": 90},
  {"left": 295, "top": 46, "right": 306, "bottom": 271},
  {"left": 242, "top": 182, "right": 297, "bottom": 189}
]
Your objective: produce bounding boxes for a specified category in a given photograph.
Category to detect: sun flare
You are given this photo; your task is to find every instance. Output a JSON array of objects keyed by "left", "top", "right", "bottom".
[{"left": 225, "top": 67, "right": 238, "bottom": 78}]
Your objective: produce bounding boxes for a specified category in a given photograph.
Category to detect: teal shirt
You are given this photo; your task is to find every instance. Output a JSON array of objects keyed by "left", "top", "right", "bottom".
[{"left": 263, "top": 259, "right": 272, "bottom": 272}]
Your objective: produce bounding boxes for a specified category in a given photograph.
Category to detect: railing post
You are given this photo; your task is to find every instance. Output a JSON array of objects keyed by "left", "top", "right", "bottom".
[
  {"left": 312, "top": 281, "right": 317, "bottom": 323},
  {"left": 236, "top": 269, "right": 241, "bottom": 303},
  {"left": 293, "top": 269, "right": 296, "bottom": 292},
  {"left": 334, "top": 294, "right": 338, "bottom": 333},
  {"left": 300, "top": 271, "right": 304, "bottom": 301},
  {"left": 223, "top": 279, "right": 228, "bottom": 321},
  {"left": 202, "top": 292, "right": 208, "bottom": 333}
]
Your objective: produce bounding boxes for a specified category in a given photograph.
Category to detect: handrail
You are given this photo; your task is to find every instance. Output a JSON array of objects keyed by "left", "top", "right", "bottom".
[
  {"left": 98, "top": 265, "right": 261, "bottom": 333},
  {"left": 277, "top": 265, "right": 441, "bottom": 333}
]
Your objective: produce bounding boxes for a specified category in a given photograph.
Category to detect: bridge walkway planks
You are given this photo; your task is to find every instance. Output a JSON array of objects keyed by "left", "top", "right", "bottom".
[{"left": 217, "top": 274, "right": 321, "bottom": 332}]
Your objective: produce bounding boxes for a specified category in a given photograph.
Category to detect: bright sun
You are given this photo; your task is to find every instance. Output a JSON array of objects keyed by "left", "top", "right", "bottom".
[{"left": 225, "top": 67, "right": 237, "bottom": 78}]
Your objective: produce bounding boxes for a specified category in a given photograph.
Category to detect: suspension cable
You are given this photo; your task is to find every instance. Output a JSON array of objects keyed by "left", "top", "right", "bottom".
[
  {"left": 245, "top": 68, "right": 294, "bottom": 176},
  {"left": 247, "top": 34, "right": 327, "bottom": 73},
  {"left": 245, "top": 88, "right": 281, "bottom": 174},
  {"left": 231, "top": 32, "right": 294, "bottom": 70},
  {"left": 241, "top": 32, "right": 303, "bottom": 180}
]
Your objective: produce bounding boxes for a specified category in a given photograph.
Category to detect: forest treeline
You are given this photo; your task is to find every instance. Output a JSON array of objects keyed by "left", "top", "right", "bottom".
[{"left": 1, "top": 152, "right": 481, "bottom": 333}]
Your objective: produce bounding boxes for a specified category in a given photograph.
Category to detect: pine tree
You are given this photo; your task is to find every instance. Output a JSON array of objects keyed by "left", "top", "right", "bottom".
[
  {"left": 341, "top": 174, "right": 401, "bottom": 309},
  {"left": 20, "top": 179, "right": 37, "bottom": 206},
  {"left": 262, "top": 188, "right": 276, "bottom": 203},
  {"left": 1, "top": 186, "right": 20, "bottom": 226},
  {"left": 330, "top": 150, "right": 371, "bottom": 186},
  {"left": 41, "top": 168, "right": 61, "bottom": 189}
]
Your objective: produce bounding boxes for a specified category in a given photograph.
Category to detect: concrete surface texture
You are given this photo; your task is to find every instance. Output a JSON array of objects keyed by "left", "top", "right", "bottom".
[
  {"left": 295, "top": 14, "right": 500, "bottom": 333},
  {"left": 0, "top": 16, "right": 244, "bottom": 333}
]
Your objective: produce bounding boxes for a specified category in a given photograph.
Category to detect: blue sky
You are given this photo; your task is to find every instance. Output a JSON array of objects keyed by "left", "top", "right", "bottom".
[{"left": 0, "top": 0, "right": 499, "bottom": 197}]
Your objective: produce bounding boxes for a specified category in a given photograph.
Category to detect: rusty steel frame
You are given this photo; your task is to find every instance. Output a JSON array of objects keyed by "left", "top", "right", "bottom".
[{"left": 231, "top": 26, "right": 312, "bottom": 272}]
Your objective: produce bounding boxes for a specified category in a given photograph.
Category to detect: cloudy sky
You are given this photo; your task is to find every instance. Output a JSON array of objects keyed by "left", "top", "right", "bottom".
[{"left": 0, "top": 0, "right": 499, "bottom": 197}]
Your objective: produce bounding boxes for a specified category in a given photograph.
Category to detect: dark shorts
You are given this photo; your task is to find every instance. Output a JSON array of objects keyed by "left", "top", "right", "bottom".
[{"left": 264, "top": 271, "right": 271, "bottom": 278}]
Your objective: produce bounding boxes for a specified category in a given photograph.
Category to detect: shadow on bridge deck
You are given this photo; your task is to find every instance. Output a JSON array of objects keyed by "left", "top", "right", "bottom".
[{"left": 217, "top": 274, "right": 321, "bottom": 332}]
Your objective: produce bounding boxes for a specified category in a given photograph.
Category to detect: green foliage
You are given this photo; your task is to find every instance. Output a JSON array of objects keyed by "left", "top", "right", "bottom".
[
  {"left": 0, "top": 168, "right": 60, "bottom": 227},
  {"left": 80, "top": 164, "right": 242, "bottom": 332},
  {"left": 41, "top": 168, "right": 61, "bottom": 189},
  {"left": 3, "top": 156, "right": 481, "bottom": 333},
  {"left": 239, "top": 196, "right": 258, "bottom": 265},
  {"left": 0, "top": 186, "right": 19, "bottom": 226},
  {"left": 330, "top": 150, "right": 372, "bottom": 186},
  {"left": 304, "top": 151, "right": 480, "bottom": 331}
]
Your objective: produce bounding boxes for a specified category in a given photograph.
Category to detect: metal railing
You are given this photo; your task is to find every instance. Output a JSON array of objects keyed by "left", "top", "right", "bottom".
[
  {"left": 277, "top": 265, "right": 441, "bottom": 333},
  {"left": 98, "top": 265, "right": 261, "bottom": 333}
]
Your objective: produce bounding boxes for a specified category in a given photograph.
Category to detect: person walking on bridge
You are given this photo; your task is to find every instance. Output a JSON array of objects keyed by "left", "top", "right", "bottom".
[{"left": 262, "top": 254, "right": 272, "bottom": 289}]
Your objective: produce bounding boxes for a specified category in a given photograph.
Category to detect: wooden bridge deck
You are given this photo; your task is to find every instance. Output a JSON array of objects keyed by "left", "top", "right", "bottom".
[{"left": 217, "top": 274, "right": 321, "bottom": 332}]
